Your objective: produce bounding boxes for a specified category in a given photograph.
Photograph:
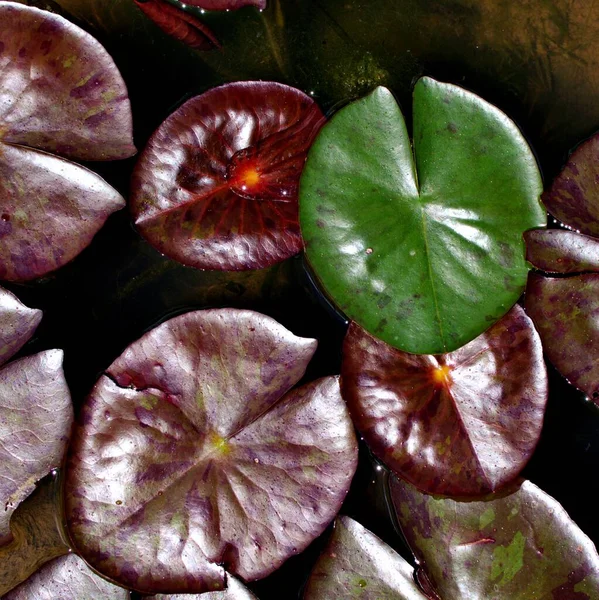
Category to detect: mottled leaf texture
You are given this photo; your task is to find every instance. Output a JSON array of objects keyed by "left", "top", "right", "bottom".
[
  {"left": 0, "top": 2, "right": 135, "bottom": 281},
  {"left": 152, "top": 575, "right": 258, "bottom": 599},
  {"left": 391, "top": 476, "right": 599, "bottom": 600},
  {"left": 304, "top": 516, "right": 428, "bottom": 600},
  {"left": 542, "top": 132, "right": 599, "bottom": 237},
  {"left": 184, "top": 0, "right": 266, "bottom": 9},
  {"left": 0, "top": 285, "right": 41, "bottom": 367},
  {"left": 0, "top": 350, "right": 73, "bottom": 546},
  {"left": 131, "top": 81, "right": 325, "bottom": 271},
  {"left": 300, "top": 78, "right": 545, "bottom": 354},
  {"left": 133, "top": 0, "right": 221, "bottom": 50},
  {"left": 525, "top": 229, "right": 599, "bottom": 274},
  {"left": 341, "top": 305, "right": 547, "bottom": 496},
  {"left": 4, "top": 553, "right": 129, "bottom": 600},
  {"left": 526, "top": 272, "right": 599, "bottom": 403},
  {"left": 65, "top": 309, "right": 358, "bottom": 594}
]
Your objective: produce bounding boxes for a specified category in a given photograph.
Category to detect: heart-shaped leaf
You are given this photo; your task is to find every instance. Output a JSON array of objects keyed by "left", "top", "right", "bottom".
[
  {"left": 304, "top": 516, "right": 428, "bottom": 600},
  {"left": 3, "top": 553, "right": 129, "bottom": 600},
  {"left": 391, "top": 476, "right": 599, "bottom": 600},
  {"left": 65, "top": 309, "right": 358, "bottom": 594},
  {"left": 152, "top": 575, "right": 258, "bottom": 599},
  {"left": 541, "top": 132, "right": 599, "bottom": 236},
  {"left": 300, "top": 78, "right": 545, "bottom": 354},
  {"left": 341, "top": 305, "right": 547, "bottom": 496},
  {"left": 525, "top": 272, "right": 599, "bottom": 403},
  {"left": 0, "top": 350, "right": 73, "bottom": 545},
  {"left": 0, "top": 2, "right": 135, "bottom": 281},
  {"left": 525, "top": 229, "right": 599, "bottom": 274},
  {"left": 131, "top": 81, "right": 325, "bottom": 271},
  {"left": 0, "top": 285, "right": 41, "bottom": 366}
]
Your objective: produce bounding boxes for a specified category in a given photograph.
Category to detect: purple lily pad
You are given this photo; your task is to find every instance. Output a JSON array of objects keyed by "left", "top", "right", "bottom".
[
  {"left": 152, "top": 575, "right": 258, "bottom": 599},
  {"left": 130, "top": 81, "right": 325, "bottom": 271},
  {"left": 65, "top": 309, "right": 358, "bottom": 594},
  {"left": 3, "top": 553, "right": 129, "bottom": 600},
  {"left": 0, "top": 285, "right": 41, "bottom": 367},
  {"left": 525, "top": 229, "right": 599, "bottom": 274},
  {"left": 525, "top": 272, "right": 599, "bottom": 403},
  {"left": 304, "top": 516, "right": 428, "bottom": 599},
  {"left": 0, "top": 350, "right": 73, "bottom": 546},
  {"left": 341, "top": 305, "right": 548, "bottom": 497},
  {"left": 391, "top": 476, "right": 599, "bottom": 600}
]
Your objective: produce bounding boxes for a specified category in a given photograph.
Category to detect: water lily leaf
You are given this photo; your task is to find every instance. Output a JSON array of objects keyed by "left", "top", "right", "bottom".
[
  {"left": 341, "top": 305, "right": 547, "bottom": 496},
  {"left": 131, "top": 81, "right": 325, "bottom": 271},
  {"left": 184, "top": 0, "right": 266, "bottom": 9},
  {"left": 541, "top": 132, "right": 599, "bottom": 236},
  {"left": 0, "top": 286, "right": 41, "bottom": 367},
  {"left": 300, "top": 77, "right": 545, "bottom": 354},
  {"left": 65, "top": 309, "right": 358, "bottom": 594},
  {"left": 0, "top": 350, "right": 73, "bottom": 545},
  {"left": 3, "top": 553, "right": 129, "bottom": 600},
  {"left": 525, "top": 272, "right": 599, "bottom": 403},
  {"left": 525, "top": 229, "right": 599, "bottom": 274},
  {"left": 391, "top": 476, "right": 599, "bottom": 600},
  {"left": 152, "top": 575, "right": 258, "bottom": 599},
  {"left": 304, "top": 516, "right": 428, "bottom": 600},
  {"left": 0, "top": 2, "right": 135, "bottom": 161}
]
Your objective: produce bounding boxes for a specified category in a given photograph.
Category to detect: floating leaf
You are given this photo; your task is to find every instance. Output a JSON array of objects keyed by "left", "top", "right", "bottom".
[
  {"left": 0, "top": 2, "right": 135, "bottom": 281},
  {"left": 525, "top": 229, "right": 599, "bottom": 274},
  {"left": 341, "top": 305, "right": 547, "bottom": 496},
  {"left": 65, "top": 309, "right": 358, "bottom": 594},
  {"left": 0, "top": 286, "right": 41, "bottom": 366},
  {"left": 525, "top": 272, "right": 599, "bottom": 403},
  {"left": 304, "top": 516, "right": 428, "bottom": 600},
  {"left": 3, "top": 553, "right": 129, "bottom": 600},
  {"left": 131, "top": 81, "right": 325, "bottom": 271},
  {"left": 0, "top": 350, "right": 73, "bottom": 545},
  {"left": 541, "top": 132, "right": 599, "bottom": 236},
  {"left": 300, "top": 78, "right": 545, "bottom": 354},
  {"left": 391, "top": 476, "right": 599, "bottom": 600},
  {"left": 152, "top": 575, "right": 258, "bottom": 599}
]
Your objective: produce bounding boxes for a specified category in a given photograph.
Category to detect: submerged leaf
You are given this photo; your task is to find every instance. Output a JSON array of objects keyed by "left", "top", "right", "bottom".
[
  {"left": 0, "top": 286, "right": 41, "bottom": 366},
  {"left": 341, "top": 305, "right": 547, "bottom": 496},
  {"left": 525, "top": 229, "right": 599, "bottom": 273},
  {"left": 541, "top": 132, "right": 599, "bottom": 236},
  {"left": 300, "top": 78, "right": 545, "bottom": 354},
  {"left": 65, "top": 309, "right": 358, "bottom": 594},
  {"left": 391, "top": 476, "right": 599, "bottom": 600},
  {"left": 131, "top": 81, "right": 325, "bottom": 271},
  {"left": 525, "top": 272, "right": 599, "bottom": 403},
  {"left": 4, "top": 553, "right": 129, "bottom": 600},
  {"left": 304, "top": 516, "right": 428, "bottom": 599},
  {"left": 0, "top": 350, "right": 72, "bottom": 546}
]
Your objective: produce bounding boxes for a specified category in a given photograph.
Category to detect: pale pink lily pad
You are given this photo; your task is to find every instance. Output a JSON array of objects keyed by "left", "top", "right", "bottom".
[
  {"left": 65, "top": 309, "right": 358, "bottom": 594},
  {"left": 152, "top": 575, "right": 258, "bottom": 599}
]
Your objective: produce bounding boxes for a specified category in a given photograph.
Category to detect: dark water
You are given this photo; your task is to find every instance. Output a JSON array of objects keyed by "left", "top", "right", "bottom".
[{"left": 8, "top": 0, "right": 599, "bottom": 597}]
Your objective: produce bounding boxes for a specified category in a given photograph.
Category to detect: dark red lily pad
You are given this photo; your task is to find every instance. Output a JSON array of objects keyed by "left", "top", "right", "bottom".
[
  {"left": 4, "top": 553, "right": 128, "bottom": 600},
  {"left": 65, "top": 309, "right": 358, "bottom": 594},
  {"left": 304, "top": 516, "right": 428, "bottom": 600},
  {"left": 391, "top": 476, "right": 599, "bottom": 600},
  {"left": 525, "top": 229, "right": 599, "bottom": 274},
  {"left": 0, "top": 286, "right": 41, "bottom": 366},
  {"left": 130, "top": 81, "right": 325, "bottom": 271},
  {"left": 525, "top": 272, "right": 599, "bottom": 403},
  {"left": 341, "top": 305, "right": 548, "bottom": 496},
  {"left": 0, "top": 350, "right": 73, "bottom": 546},
  {"left": 152, "top": 575, "right": 258, "bottom": 599}
]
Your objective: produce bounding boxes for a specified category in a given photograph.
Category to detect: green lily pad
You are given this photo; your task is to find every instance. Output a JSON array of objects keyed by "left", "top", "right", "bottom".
[{"left": 300, "top": 77, "right": 545, "bottom": 354}]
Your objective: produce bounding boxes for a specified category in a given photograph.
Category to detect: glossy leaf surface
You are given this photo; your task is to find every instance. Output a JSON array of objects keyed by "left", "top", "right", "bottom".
[
  {"left": 542, "top": 132, "right": 599, "bottom": 236},
  {"left": 526, "top": 272, "right": 599, "bottom": 403},
  {"left": 0, "top": 350, "right": 72, "bottom": 545},
  {"left": 341, "top": 305, "right": 547, "bottom": 496},
  {"left": 4, "top": 553, "right": 129, "bottom": 600},
  {"left": 525, "top": 229, "right": 599, "bottom": 273},
  {"left": 300, "top": 78, "right": 545, "bottom": 354},
  {"left": 304, "top": 516, "right": 428, "bottom": 600},
  {"left": 391, "top": 476, "right": 599, "bottom": 600},
  {"left": 152, "top": 575, "right": 258, "bottom": 599},
  {"left": 0, "top": 286, "right": 41, "bottom": 367},
  {"left": 131, "top": 81, "right": 325, "bottom": 271},
  {"left": 65, "top": 309, "right": 358, "bottom": 594}
]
